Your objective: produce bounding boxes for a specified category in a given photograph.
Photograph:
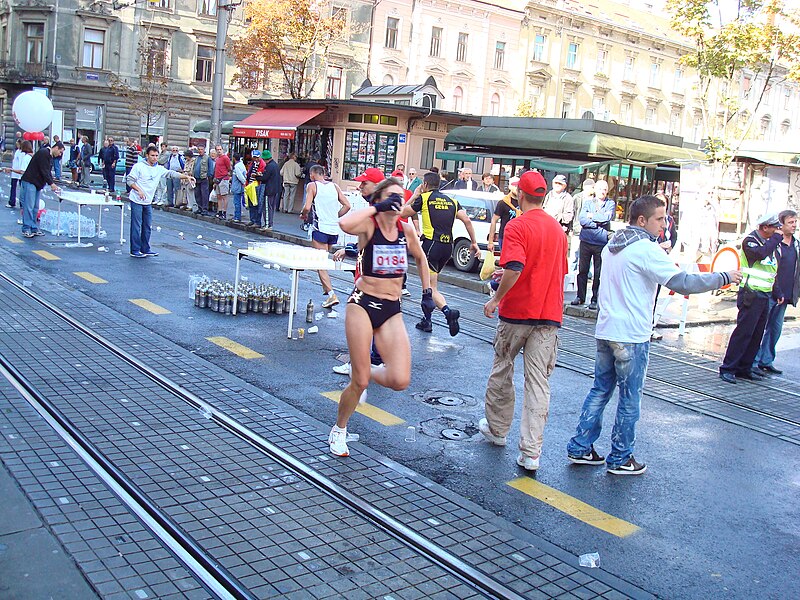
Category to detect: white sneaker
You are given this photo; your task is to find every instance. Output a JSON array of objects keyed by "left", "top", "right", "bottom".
[
  {"left": 359, "top": 389, "right": 367, "bottom": 404},
  {"left": 322, "top": 293, "right": 339, "bottom": 309},
  {"left": 332, "top": 362, "right": 351, "bottom": 375},
  {"left": 478, "top": 418, "right": 506, "bottom": 446},
  {"left": 328, "top": 426, "right": 349, "bottom": 456},
  {"left": 401, "top": 288, "right": 411, "bottom": 297},
  {"left": 516, "top": 453, "right": 540, "bottom": 471}
]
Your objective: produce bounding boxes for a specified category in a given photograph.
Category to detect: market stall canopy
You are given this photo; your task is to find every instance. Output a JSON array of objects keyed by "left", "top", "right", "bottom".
[
  {"left": 734, "top": 149, "right": 800, "bottom": 168},
  {"left": 231, "top": 108, "right": 325, "bottom": 139},
  {"left": 192, "top": 120, "right": 247, "bottom": 135},
  {"left": 445, "top": 126, "right": 706, "bottom": 164}
]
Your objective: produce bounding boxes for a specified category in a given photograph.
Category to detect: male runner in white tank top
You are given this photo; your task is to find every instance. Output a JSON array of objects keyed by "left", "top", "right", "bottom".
[{"left": 301, "top": 165, "right": 351, "bottom": 308}]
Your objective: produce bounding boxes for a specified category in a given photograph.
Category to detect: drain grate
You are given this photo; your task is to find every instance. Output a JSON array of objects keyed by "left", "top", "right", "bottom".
[
  {"left": 419, "top": 416, "right": 479, "bottom": 441},
  {"left": 415, "top": 390, "right": 477, "bottom": 409}
]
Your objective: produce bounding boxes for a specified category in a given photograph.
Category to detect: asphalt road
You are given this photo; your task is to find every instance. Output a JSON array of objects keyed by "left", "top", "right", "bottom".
[{"left": 1, "top": 173, "right": 798, "bottom": 600}]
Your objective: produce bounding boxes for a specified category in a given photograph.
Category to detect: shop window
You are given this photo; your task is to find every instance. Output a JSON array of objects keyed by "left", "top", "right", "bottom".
[
  {"left": 379, "top": 115, "right": 397, "bottom": 126},
  {"left": 430, "top": 27, "right": 442, "bottom": 58},
  {"left": 456, "top": 32, "right": 468, "bottom": 62},
  {"left": 82, "top": 28, "right": 104, "bottom": 69},
  {"left": 25, "top": 23, "right": 44, "bottom": 64},
  {"left": 420, "top": 138, "right": 436, "bottom": 170},
  {"left": 326, "top": 66, "right": 342, "bottom": 99},
  {"left": 195, "top": 45, "right": 214, "bottom": 83},
  {"left": 343, "top": 129, "right": 398, "bottom": 180},
  {"left": 385, "top": 17, "right": 398, "bottom": 49},
  {"left": 494, "top": 41, "right": 505, "bottom": 70},
  {"left": 199, "top": 0, "right": 216, "bottom": 16},
  {"left": 533, "top": 34, "right": 546, "bottom": 62}
]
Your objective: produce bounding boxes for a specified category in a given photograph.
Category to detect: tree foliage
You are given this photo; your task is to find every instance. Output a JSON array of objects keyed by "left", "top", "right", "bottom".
[
  {"left": 515, "top": 99, "right": 542, "bottom": 118},
  {"left": 667, "top": 0, "right": 800, "bottom": 160},
  {"left": 230, "top": 0, "right": 351, "bottom": 99}
]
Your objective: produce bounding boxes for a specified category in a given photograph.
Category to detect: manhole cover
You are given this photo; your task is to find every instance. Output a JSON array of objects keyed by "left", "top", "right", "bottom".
[
  {"left": 415, "top": 390, "right": 477, "bottom": 408},
  {"left": 419, "top": 416, "right": 479, "bottom": 441}
]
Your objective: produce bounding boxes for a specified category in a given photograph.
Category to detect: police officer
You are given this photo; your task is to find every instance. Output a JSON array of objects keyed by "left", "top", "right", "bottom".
[{"left": 719, "top": 214, "right": 783, "bottom": 383}]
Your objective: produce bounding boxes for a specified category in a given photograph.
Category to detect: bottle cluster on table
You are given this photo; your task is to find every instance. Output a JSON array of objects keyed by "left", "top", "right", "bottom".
[
  {"left": 193, "top": 278, "right": 291, "bottom": 316},
  {"left": 39, "top": 210, "right": 96, "bottom": 238}
]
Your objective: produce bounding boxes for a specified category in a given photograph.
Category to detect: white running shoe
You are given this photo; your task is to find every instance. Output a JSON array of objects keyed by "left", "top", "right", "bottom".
[
  {"left": 478, "top": 418, "right": 507, "bottom": 446},
  {"left": 516, "top": 454, "right": 540, "bottom": 471},
  {"left": 401, "top": 288, "right": 411, "bottom": 297},
  {"left": 328, "top": 426, "right": 349, "bottom": 456},
  {"left": 332, "top": 362, "right": 351, "bottom": 375},
  {"left": 359, "top": 389, "right": 367, "bottom": 404},
  {"left": 322, "top": 292, "right": 339, "bottom": 309}
]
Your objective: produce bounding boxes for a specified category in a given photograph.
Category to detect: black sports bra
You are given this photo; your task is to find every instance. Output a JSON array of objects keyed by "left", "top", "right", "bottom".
[{"left": 357, "top": 217, "right": 408, "bottom": 279}]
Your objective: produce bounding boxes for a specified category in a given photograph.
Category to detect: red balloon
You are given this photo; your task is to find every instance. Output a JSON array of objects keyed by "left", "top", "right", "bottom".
[
  {"left": 33, "top": 132, "right": 45, "bottom": 140},
  {"left": 22, "top": 132, "right": 34, "bottom": 140}
]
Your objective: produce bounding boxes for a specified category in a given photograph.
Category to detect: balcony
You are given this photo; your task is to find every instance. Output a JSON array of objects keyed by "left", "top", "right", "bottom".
[{"left": 0, "top": 61, "right": 59, "bottom": 84}]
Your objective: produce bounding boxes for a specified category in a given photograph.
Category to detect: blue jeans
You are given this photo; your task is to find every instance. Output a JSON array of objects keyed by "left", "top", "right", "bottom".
[
  {"left": 9, "top": 177, "right": 18, "bottom": 207},
  {"left": 754, "top": 298, "right": 788, "bottom": 368},
  {"left": 166, "top": 177, "right": 179, "bottom": 206},
  {"left": 53, "top": 158, "right": 62, "bottom": 180},
  {"left": 129, "top": 202, "right": 152, "bottom": 255},
  {"left": 567, "top": 339, "right": 650, "bottom": 468},
  {"left": 19, "top": 180, "right": 40, "bottom": 234},
  {"left": 233, "top": 192, "right": 243, "bottom": 221}
]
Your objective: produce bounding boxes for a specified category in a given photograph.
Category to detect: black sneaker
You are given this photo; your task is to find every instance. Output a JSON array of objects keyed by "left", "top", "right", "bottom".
[
  {"left": 607, "top": 456, "right": 647, "bottom": 476},
  {"left": 568, "top": 446, "right": 605, "bottom": 465},
  {"left": 445, "top": 309, "right": 460, "bottom": 336},
  {"left": 570, "top": 298, "right": 584, "bottom": 306},
  {"left": 415, "top": 319, "right": 432, "bottom": 332},
  {"left": 758, "top": 364, "right": 783, "bottom": 375}
]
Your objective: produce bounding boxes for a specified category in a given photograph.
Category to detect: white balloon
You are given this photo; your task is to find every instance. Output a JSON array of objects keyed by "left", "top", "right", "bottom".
[
  {"left": 12, "top": 91, "right": 54, "bottom": 133},
  {"left": 39, "top": 198, "right": 46, "bottom": 211}
]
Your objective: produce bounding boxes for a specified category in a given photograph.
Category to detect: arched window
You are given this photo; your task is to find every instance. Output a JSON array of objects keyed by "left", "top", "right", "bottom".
[
  {"left": 760, "top": 115, "right": 772, "bottom": 140},
  {"left": 781, "top": 119, "right": 791, "bottom": 137},
  {"left": 383, "top": 74, "right": 394, "bottom": 86},
  {"left": 453, "top": 86, "right": 463, "bottom": 112},
  {"left": 490, "top": 93, "right": 501, "bottom": 116}
]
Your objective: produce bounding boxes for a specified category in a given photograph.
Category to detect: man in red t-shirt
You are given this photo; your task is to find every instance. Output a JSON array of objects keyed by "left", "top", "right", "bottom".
[
  {"left": 213, "top": 144, "right": 232, "bottom": 219},
  {"left": 480, "top": 170, "right": 567, "bottom": 471}
]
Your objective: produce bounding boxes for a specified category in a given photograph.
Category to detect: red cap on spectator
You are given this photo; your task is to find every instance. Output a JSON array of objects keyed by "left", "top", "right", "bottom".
[
  {"left": 517, "top": 171, "right": 547, "bottom": 198},
  {"left": 391, "top": 169, "right": 404, "bottom": 177},
  {"left": 354, "top": 167, "right": 386, "bottom": 183}
]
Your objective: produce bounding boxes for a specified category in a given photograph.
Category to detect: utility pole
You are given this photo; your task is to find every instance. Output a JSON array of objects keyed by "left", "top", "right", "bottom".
[{"left": 210, "top": 0, "right": 239, "bottom": 146}]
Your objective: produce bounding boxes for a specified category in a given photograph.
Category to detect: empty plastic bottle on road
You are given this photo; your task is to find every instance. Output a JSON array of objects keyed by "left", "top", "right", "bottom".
[{"left": 306, "top": 299, "right": 314, "bottom": 323}]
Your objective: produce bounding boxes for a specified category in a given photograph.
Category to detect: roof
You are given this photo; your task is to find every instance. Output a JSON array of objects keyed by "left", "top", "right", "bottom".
[
  {"left": 734, "top": 149, "right": 800, "bottom": 168},
  {"left": 353, "top": 76, "right": 444, "bottom": 99}
]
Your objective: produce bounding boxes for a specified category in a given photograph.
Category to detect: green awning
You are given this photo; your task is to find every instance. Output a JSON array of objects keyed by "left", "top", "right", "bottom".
[
  {"left": 609, "top": 164, "right": 643, "bottom": 179},
  {"left": 734, "top": 150, "right": 800, "bottom": 168},
  {"left": 445, "top": 127, "right": 706, "bottom": 164},
  {"left": 192, "top": 120, "right": 241, "bottom": 135},
  {"left": 435, "top": 150, "right": 478, "bottom": 162},
  {"left": 528, "top": 158, "right": 615, "bottom": 174}
]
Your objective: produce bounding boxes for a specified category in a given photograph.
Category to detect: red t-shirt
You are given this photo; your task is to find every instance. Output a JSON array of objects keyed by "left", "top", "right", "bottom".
[
  {"left": 498, "top": 208, "right": 567, "bottom": 325},
  {"left": 214, "top": 153, "right": 232, "bottom": 179}
]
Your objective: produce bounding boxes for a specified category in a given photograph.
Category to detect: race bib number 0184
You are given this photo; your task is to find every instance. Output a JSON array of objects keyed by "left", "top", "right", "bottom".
[{"left": 372, "top": 245, "right": 407, "bottom": 275}]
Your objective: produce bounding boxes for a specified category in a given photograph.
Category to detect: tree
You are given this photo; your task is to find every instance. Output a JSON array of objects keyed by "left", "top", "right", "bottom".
[
  {"left": 230, "top": 0, "right": 351, "bottom": 98},
  {"left": 108, "top": 34, "right": 172, "bottom": 140},
  {"left": 515, "top": 99, "right": 543, "bottom": 118},
  {"left": 666, "top": 0, "right": 800, "bottom": 162}
]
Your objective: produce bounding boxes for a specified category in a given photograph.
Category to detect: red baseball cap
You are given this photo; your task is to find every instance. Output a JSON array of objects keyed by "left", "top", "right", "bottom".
[
  {"left": 354, "top": 167, "right": 385, "bottom": 183},
  {"left": 517, "top": 171, "right": 547, "bottom": 198},
  {"left": 391, "top": 169, "right": 404, "bottom": 177}
]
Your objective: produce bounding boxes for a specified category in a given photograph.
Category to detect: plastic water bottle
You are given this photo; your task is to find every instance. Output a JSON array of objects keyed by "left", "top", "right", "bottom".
[{"left": 306, "top": 299, "right": 314, "bottom": 323}]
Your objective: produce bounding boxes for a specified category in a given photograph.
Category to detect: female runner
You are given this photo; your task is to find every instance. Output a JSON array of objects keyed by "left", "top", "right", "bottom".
[{"left": 329, "top": 178, "right": 434, "bottom": 456}]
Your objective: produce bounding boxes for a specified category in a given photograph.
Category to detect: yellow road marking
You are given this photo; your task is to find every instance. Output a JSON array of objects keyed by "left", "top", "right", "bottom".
[
  {"left": 508, "top": 478, "right": 640, "bottom": 538},
  {"left": 74, "top": 272, "right": 108, "bottom": 284},
  {"left": 32, "top": 250, "right": 60, "bottom": 260},
  {"left": 128, "top": 299, "right": 171, "bottom": 315},
  {"left": 321, "top": 390, "right": 405, "bottom": 426},
  {"left": 3, "top": 235, "right": 23, "bottom": 244},
  {"left": 206, "top": 336, "right": 264, "bottom": 360}
]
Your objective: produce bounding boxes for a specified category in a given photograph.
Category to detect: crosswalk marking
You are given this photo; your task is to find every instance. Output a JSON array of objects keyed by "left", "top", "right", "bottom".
[
  {"left": 32, "top": 250, "right": 60, "bottom": 260},
  {"left": 128, "top": 299, "right": 171, "bottom": 315},
  {"left": 320, "top": 390, "right": 405, "bottom": 426},
  {"left": 507, "top": 477, "right": 640, "bottom": 538},
  {"left": 74, "top": 272, "right": 108, "bottom": 284},
  {"left": 206, "top": 336, "right": 264, "bottom": 360},
  {"left": 3, "top": 235, "right": 23, "bottom": 244}
]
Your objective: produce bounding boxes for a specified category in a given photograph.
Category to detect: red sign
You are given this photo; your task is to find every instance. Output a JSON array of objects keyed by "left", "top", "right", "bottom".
[{"left": 231, "top": 127, "right": 296, "bottom": 139}]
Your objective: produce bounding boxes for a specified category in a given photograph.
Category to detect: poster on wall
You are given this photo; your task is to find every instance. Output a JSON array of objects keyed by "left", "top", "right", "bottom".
[
  {"left": 759, "top": 167, "right": 790, "bottom": 227},
  {"left": 788, "top": 170, "right": 800, "bottom": 213}
]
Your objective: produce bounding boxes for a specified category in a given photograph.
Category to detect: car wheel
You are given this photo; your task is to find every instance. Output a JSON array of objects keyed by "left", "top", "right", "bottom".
[{"left": 453, "top": 239, "right": 478, "bottom": 272}]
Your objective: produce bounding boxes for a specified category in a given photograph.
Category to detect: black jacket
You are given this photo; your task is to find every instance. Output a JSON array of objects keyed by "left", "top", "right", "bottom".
[
  {"left": 259, "top": 159, "right": 282, "bottom": 195},
  {"left": 21, "top": 148, "right": 55, "bottom": 190}
]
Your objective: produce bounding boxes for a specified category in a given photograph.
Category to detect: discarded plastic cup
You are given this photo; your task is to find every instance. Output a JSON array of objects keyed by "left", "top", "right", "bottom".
[
  {"left": 156, "top": 226, "right": 161, "bottom": 232},
  {"left": 327, "top": 310, "right": 338, "bottom": 319},
  {"left": 307, "top": 326, "right": 319, "bottom": 334},
  {"left": 578, "top": 552, "right": 600, "bottom": 568},
  {"left": 405, "top": 426, "right": 416, "bottom": 442},
  {"left": 298, "top": 328, "right": 305, "bottom": 339},
  {"left": 315, "top": 312, "right": 324, "bottom": 321}
]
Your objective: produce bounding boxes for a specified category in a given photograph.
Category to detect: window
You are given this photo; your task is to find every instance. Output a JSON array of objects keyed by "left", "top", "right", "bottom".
[
  {"left": 146, "top": 38, "right": 168, "bottom": 77},
  {"left": 363, "top": 114, "right": 379, "bottom": 124},
  {"left": 423, "top": 121, "right": 437, "bottom": 131},
  {"left": 649, "top": 59, "right": 660, "bottom": 87},
  {"left": 82, "top": 28, "right": 104, "bottom": 69},
  {"left": 430, "top": 27, "right": 442, "bottom": 57},
  {"left": 785, "top": 87, "right": 792, "bottom": 110},
  {"left": 332, "top": 5, "right": 348, "bottom": 25},
  {"left": 194, "top": 45, "right": 213, "bottom": 82},
  {"left": 385, "top": 17, "right": 398, "bottom": 49},
  {"left": 379, "top": 115, "right": 397, "bottom": 126},
  {"left": 494, "top": 41, "right": 505, "bottom": 70},
  {"left": 620, "top": 101, "right": 632, "bottom": 125},
  {"left": 764, "top": 84, "right": 772, "bottom": 104},
  {"left": 198, "top": 0, "right": 217, "bottom": 16},
  {"left": 530, "top": 84, "right": 542, "bottom": 111},
  {"left": 566, "top": 43, "right": 578, "bottom": 69},
  {"left": 645, "top": 106, "right": 656, "bottom": 126},
  {"left": 326, "top": 66, "right": 342, "bottom": 99},
  {"left": 456, "top": 32, "right": 468, "bottom": 62},
  {"left": 452, "top": 86, "right": 463, "bottom": 112},
  {"left": 25, "top": 23, "right": 44, "bottom": 64},
  {"left": 343, "top": 130, "right": 398, "bottom": 180},
  {"left": 561, "top": 93, "right": 573, "bottom": 118},
  {"left": 669, "top": 110, "right": 681, "bottom": 135},
  {"left": 743, "top": 74, "right": 752, "bottom": 94},
  {"left": 283, "top": 60, "right": 304, "bottom": 95},
  {"left": 382, "top": 74, "right": 394, "bottom": 86},
  {"left": 781, "top": 119, "right": 791, "bottom": 136},
  {"left": 672, "top": 68, "right": 684, "bottom": 95},
  {"left": 623, "top": 56, "right": 635, "bottom": 81},
  {"left": 593, "top": 96, "right": 605, "bottom": 117},
  {"left": 595, "top": 49, "right": 607, "bottom": 74},
  {"left": 760, "top": 116, "right": 772, "bottom": 140},
  {"left": 420, "top": 138, "right": 436, "bottom": 169},
  {"left": 533, "top": 34, "right": 546, "bottom": 62},
  {"left": 154, "top": 0, "right": 171, "bottom": 8},
  {"left": 490, "top": 93, "right": 501, "bottom": 116},
  {"left": 692, "top": 115, "right": 702, "bottom": 142}
]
